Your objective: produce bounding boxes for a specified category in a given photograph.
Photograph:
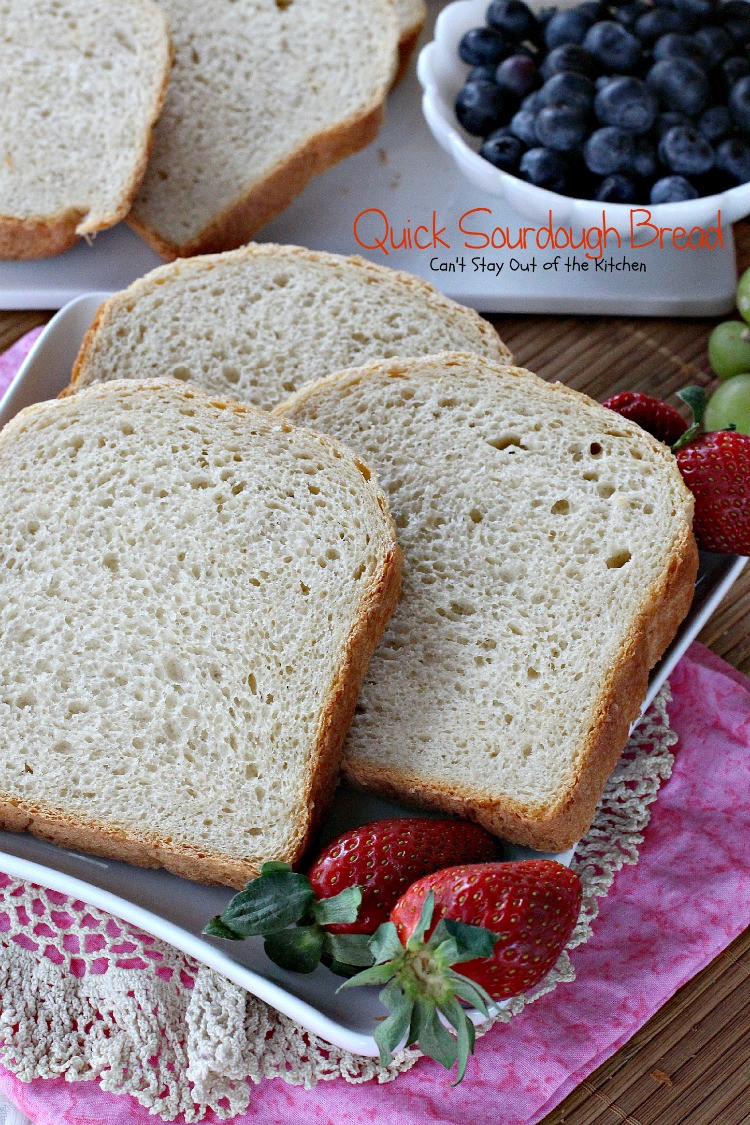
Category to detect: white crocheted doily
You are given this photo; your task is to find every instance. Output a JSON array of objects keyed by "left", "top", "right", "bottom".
[{"left": 0, "top": 688, "right": 677, "bottom": 1121}]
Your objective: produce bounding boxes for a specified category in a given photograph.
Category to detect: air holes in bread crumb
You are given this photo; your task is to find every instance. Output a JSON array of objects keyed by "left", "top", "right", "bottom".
[
  {"left": 598, "top": 483, "right": 615, "bottom": 498},
  {"left": 487, "top": 435, "right": 526, "bottom": 451},
  {"left": 550, "top": 499, "right": 569, "bottom": 515},
  {"left": 606, "top": 549, "right": 632, "bottom": 569},
  {"left": 469, "top": 508, "right": 483, "bottom": 523},
  {"left": 589, "top": 442, "right": 603, "bottom": 457}
]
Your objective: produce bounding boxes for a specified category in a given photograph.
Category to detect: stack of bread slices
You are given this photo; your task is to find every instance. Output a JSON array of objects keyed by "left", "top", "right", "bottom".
[
  {"left": 2, "top": 0, "right": 426, "bottom": 260},
  {"left": 0, "top": 246, "right": 698, "bottom": 885}
]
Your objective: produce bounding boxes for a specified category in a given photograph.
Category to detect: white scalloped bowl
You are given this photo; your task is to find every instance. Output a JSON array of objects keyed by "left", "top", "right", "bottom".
[{"left": 417, "top": 0, "right": 750, "bottom": 234}]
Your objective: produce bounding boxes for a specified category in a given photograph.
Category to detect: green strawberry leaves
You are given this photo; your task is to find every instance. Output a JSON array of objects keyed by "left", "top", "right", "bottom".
[
  {"left": 673, "top": 386, "right": 708, "bottom": 451},
  {"left": 204, "top": 867, "right": 500, "bottom": 1081},
  {"left": 312, "top": 886, "right": 362, "bottom": 927},
  {"left": 340, "top": 892, "right": 498, "bottom": 1082},
  {"left": 203, "top": 861, "right": 367, "bottom": 974},
  {"left": 264, "top": 925, "right": 325, "bottom": 973},
  {"left": 213, "top": 863, "right": 316, "bottom": 936}
]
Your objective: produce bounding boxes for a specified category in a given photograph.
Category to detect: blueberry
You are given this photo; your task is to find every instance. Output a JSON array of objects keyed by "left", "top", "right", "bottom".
[
  {"left": 583, "top": 21, "right": 642, "bottom": 71},
  {"left": 634, "top": 8, "right": 685, "bottom": 43},
  {"left": 521, "top": 89, "right": 545, "bottom": 113},
  {"left": 672, "top": 0, "right": 718, "bottom": 28},
  {"left": 699, "top": 105, "right": 733, "bottom": 142},
  {"left": 468, "top": 64, "right": 500, "bottom": 82},
  {"left": 536, "top": 6, "right": 559, "bottom": 30},
  {"left": 659, "top": 125, "right": 714, "bottom": 174},
  {"left": 595, "top": 173, "right": 639, "bottom": 201},
  {"left": 614, "top": 1, "right": 651, "bottom": 29},
  {"left": 594, "top": 76, "right": 657, "bottom": 133},
  {"left": 722, "top": 0, "right": 750, "bottom": 45},
  {"left": 722, "top": 56, "right": 750, "bottom": 90},
  {"left": 540, "top": 71, "right": 596, "bottom": 109},
  {"left": 519, "top": 146, "right": 571, "bottom": 191},
  {"left": 459, "top": 27, "right": 509, "bottom": 66},
  {"left": 729, "top": 75, "right": 750, "bottom": 131},
  {"left": 455, "top": 80, "right": 507, "bottom": 135},
  {"left": 646, "top": 58, "right": 710, "bottom": 115},
  {"left": 694, "top": 26, "right": 734, "bottom": 68},
  {"left": 544, "top": 8, "right": 594, "bottom": 48},
  {"left": 633, "top": 136, "right": 658, "bottom": 177},
  {"left": 535, "top": 104, "right": 589, "bottom": 150},
  {"left": 540, "top": 43, "right": 598, "bottom": 79},
  {"left": 510, "top": 107, "right": 539, "bottom": 145},
  {"left": 656, "top": 110, "right": 692, "bottom": 136},
  {"left": 715, "top": 136, "right": 750, "bottom": 182},
  {"left": 579, "top": 1, "right": 609, "bottom": 19},
  {"left": 496, "top": 54, "right": 539, "bottom": 99},
  {"left": 650, "top": 174, "right": 700, "bottom": 201},
  {"left": 486, "top": 0, "right": 538, "bottom": 42},
  {"left": 480, "top": 128, "right": 525, "bottom": 171},
  {"left": 584, "top": 126, "right": 636, "bottom": 174},
  {"left": 653, "top": 33, "right": 709, "bottom": 70}
]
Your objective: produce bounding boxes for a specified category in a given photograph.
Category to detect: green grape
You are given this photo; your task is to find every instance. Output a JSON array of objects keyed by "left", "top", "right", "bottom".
[
  {"left": 737, "top": 267, "right": 750, "bottom": 327},
  {"left": 704, "top": 373, "right": 750, "bottom": 435},
  {"left": 707, "top": 321, "right": 750, "bottom": 380}
]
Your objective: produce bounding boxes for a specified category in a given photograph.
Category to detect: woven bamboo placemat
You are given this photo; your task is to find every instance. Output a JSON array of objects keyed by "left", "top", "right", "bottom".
[{"left": 0, "top": 229, "right": 748, "bottom": 1124}]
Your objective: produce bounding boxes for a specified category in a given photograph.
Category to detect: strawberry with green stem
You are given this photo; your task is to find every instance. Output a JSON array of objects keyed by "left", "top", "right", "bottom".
[
  {"left": 671, "top": 386, "right": 750, "bottom": 557},
  {"left": 342, "top": 859, "right": 582, "bottom": 1081},
  {"left": 203, "top": 818, "right": 500, "bottom": 974}
]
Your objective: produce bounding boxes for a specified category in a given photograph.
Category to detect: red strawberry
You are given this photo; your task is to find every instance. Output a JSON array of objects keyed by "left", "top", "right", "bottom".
[
  {"left": 602, "top": 391, "right": 688, "bottom": 446},
  {"left": 203, "top": 818, "right": 500, "bottom": 974},
  {"left": 391, "top": 860, "right": 581, "bottom": 1000},
  {"left": 675, "top": 430, "right": 750, "bottom": 556},
  {"left": 342, "top": 860, "right": 582, "bottom": 1080},
  {"left": 308, "top": 818, "right": 500, "bottom": 935}
]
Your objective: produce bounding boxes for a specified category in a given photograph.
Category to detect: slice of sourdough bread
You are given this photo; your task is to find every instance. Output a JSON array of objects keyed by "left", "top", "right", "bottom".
[
  {"left": 276, "top": 353, "right": 698, "bottom": 852},
  {"left": 68, "top": 244, "right": 512, "bottom": 409},
  {"left": 395, "top": 0, "right": 427, "bottom": 80},
  {"left": 0, "top": 379, "right": 400, "bottom": 886},
  {"left": 128, "top": 0, "right": 399, "bottom": 259},
  {"left": 0, "top": 0, "right": 171, "bottom": 260}
]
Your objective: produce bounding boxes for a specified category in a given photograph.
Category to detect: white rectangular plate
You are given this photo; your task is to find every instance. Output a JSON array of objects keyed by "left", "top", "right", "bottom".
[
  {"left": 0, "top": 297, "right": 745, "bottom": 1055},
  {"left": 0, "top": 0, "right": 738, "bottom": 316}
]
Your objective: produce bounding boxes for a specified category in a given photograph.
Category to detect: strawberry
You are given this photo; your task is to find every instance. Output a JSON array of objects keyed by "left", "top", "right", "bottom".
[
  {"left": 342, "top": 860, "right": 582, "bottom": 1081},
  {"left": 675, "top": 430, "right": 750, "bottom": 556},
  {"left": 203, "top": 817, "right": 500, "bottom": 974},
  {"left": 308, "top": 818, "right": 500, "bottom": 936},
  {"left": 602, "top": 391, "right": 688, "bottom": 446}
]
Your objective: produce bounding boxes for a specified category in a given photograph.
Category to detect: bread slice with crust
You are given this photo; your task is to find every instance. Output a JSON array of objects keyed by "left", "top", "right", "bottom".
[
  {"left": 395, "top": 0, "right": 427, "bottom": 80},
  {"left": 276, "top": 353, "right": 698, "bottom": 853},
  {"left": 128, "top": 0, "right": 399, "bottom": 260},
  {"left": 68, "top": 244, "right": 512, "bottom": 409},
  {"left": 0, "top": 0, "right": 171, "bottom": 260},
  {"left": 0, "top": 379, "right": 401, "bottom": 886}
]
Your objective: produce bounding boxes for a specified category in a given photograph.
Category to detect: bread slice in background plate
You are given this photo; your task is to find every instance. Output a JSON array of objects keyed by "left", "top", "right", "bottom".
[
  {"left": 0, "top": 0, "right": 171, "bottom": 260},
  {"left": 0, "top": 380, "right": 401, "bottom": 886},
  {"left": 68, "top": 244, "right": 512, "bottom": 408},
  {"left": 128, "top": 0, "right": 399, "bottom": 260},
  {"left": 276, "top": 353, "right": 698, "bottom": 853},
  {"left": 395, "top": 0, "right": 427, "bottom": 81}
]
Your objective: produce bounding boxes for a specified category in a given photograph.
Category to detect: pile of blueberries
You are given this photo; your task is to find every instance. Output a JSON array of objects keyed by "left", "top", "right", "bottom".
[{"left": 455, "top": 0, "right": 750, "bottom": 203}]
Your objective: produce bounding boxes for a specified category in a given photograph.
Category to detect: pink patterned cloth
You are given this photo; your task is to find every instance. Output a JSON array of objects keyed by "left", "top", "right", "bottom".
[
  {"left": 0, "top": 328, "right": 43, "bottom": 401},
  {"left": 0, "top": 331, "right": 749, "bottom": 1124}
]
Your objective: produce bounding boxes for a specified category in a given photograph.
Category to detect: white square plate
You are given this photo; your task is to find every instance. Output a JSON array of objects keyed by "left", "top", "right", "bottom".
[{"left": 0, "top": 297, "right": 745, "bottom": 1054}]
